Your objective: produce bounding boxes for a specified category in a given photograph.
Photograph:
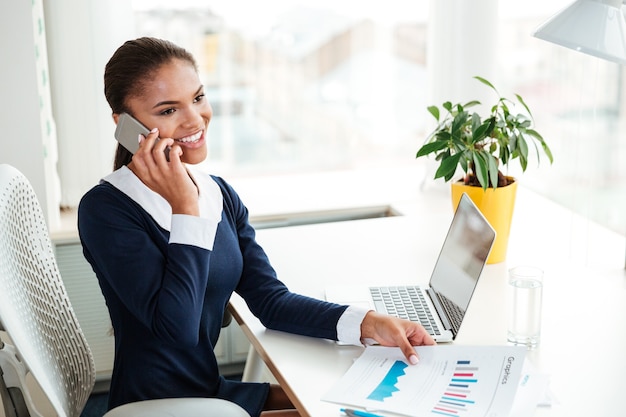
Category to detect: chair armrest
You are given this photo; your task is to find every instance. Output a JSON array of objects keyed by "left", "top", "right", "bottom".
[{"left": 103, "top": 397, "right": 250, "bottom": 417}]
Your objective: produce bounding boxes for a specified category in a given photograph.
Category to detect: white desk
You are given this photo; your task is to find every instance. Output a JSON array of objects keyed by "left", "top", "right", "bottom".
[{"left": 229, "top": 186, "right": 626, "bottom": 417}]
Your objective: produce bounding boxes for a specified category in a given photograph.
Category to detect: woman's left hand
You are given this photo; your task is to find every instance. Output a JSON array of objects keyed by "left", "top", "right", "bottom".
[{"left": 360, "top": 311, "right": 436, "bottom": 364}]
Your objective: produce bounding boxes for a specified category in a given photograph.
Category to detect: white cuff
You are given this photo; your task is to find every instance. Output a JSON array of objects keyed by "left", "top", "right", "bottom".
[
  {"left": 336, "top": 305, "right": 371, "bottom": 346},
  {"left": 169, "top": 214, "right": 218, "bottom": 250}
]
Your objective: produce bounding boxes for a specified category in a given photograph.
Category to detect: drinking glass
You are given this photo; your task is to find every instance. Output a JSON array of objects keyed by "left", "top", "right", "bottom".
[{"left": 507, "top": 266, "right": 543, "bottom": 348}]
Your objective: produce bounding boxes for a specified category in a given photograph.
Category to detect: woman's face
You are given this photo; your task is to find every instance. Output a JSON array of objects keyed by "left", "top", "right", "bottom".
[{"left": 122, "top": 59, "right": 211, "bottom": 165}]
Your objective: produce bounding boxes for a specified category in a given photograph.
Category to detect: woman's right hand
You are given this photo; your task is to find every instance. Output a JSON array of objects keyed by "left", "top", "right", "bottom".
[
  {"left": 360, "top": 311, "right": 436, "bottom": 365},
  {"left": 129, "top": 127, "right": 199, "bottom": 216}
]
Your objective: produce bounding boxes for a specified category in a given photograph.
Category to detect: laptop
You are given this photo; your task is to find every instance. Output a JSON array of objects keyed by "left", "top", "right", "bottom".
[{"left": 325, "top": 193, "right": 496, "bottom": 342}]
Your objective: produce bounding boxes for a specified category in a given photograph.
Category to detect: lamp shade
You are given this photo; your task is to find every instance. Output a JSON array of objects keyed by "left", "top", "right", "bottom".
[{"left": 533, "top": 0, "right": 626, "bottom": 65}]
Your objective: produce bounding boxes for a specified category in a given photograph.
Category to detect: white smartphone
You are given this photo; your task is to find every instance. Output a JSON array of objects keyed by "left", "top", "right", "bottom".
[{"left": 114, "top": 113, "right": 170, "bottom": 160}]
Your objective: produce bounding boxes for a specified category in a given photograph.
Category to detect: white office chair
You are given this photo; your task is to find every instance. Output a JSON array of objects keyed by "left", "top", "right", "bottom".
[{"left": 0, "top": 164, "right": 249, "bottom": 417}]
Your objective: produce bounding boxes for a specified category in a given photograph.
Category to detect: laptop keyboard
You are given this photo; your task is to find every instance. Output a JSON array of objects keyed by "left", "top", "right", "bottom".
[
  {"left": 437, "top": 292, "right": 463, "bottom": 334},
  {"left": 369, "top": 286, "right": 441, "bottom": 336}
]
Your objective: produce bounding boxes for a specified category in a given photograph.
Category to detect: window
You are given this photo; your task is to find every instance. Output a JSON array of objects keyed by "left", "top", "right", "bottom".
[
  {"left": 131, "top": 0, "right": 626, "bottom": 236},
  {"left": 497, "top": 2, "right": 626, "bottom": 236},
  {"left": 132, "top": 1, "right": 429, "bottom": 177}
]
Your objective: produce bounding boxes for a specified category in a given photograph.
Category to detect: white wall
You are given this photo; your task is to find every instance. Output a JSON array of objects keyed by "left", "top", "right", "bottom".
[
  {"left": 1, "top": 0, "right": 136, "bottom": 226},
  {"left": 0, "top": 0, "right": 58, "bottom": 227}
]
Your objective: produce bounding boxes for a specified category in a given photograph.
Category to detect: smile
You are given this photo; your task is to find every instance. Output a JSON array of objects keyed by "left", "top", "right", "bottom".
[{"left": 175, "top": 131, "right": 203, "bottom": 144}]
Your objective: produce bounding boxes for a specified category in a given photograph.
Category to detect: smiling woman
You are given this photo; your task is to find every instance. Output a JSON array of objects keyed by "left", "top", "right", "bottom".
[
  {"left": 76, "top": 36, "right": 436, "bottom": 417},
  {"left": 104, "top": 38, "right": 211, "bottom": 170}
]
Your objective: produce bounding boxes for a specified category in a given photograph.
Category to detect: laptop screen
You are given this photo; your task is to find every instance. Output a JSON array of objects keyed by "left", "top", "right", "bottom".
[{"left": 428, "top": 194, "right": 496, "bottom": 314}]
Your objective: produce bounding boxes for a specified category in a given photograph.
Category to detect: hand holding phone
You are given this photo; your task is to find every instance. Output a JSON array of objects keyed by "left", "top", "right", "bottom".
[{"left": 114, "top": 113, "right": 170, "bottom": 161}]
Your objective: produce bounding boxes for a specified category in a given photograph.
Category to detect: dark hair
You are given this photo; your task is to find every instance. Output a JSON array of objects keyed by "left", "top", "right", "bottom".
[{"left": 104, "top": 37, "right": 198, "bottom": 170}]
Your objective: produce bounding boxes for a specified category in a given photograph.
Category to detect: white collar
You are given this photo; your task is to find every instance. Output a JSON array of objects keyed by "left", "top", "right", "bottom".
[{"left": 101, "top": 165, "right": 223, "bottom": 231}]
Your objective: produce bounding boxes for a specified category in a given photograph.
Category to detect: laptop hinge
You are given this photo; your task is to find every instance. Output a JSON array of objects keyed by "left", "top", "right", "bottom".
[{"left": 426, "top": 288, "right": 454, "bottom": 335}]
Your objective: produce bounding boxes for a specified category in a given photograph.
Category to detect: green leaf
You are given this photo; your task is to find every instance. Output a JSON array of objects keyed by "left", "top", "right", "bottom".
[
  {"left": 487, "top": 153, "right": 499, "bottom": 189},
  {"left": 499, "top": 141, "right": 510, "bottom": 166},
  {"left": 471, "top": 118, "right": 491, "bottom": 143},
  {"left": 518, "top": 135, "right": 529, "bottom": 171},
  {"left": 474, "top": 76, "right": 497, "bottom": 94},
  {"left": 435, "top": 152, "right": 463, "bottom": 180},
  {"left": 451, "top": 111, "right": 469, "bottom": 136},
  {"left": 500, "top": 100, "right": 510, "bottom": 117},
  {"left": 416, "top": 140, "right": 449, "bottom": 158},
  {"left": 515, "top": 93, "right": 533, "bottom": 119},
  {"left": 526, "top": 129, "right": 554, "bottom": 163},
  {"left": 434, "top": 130, "right": 452, "bottom": 142},
  {"left": 443, "top": 101, "right": 453, "bottom": 112},
  {"left": 459, "top": 154, "right": 468, "bottom": 173},
  {"left": 463, "top": 100, "right": 481, "bottom": 108},
  {"left": 427, "top": 105, "right": 440, "bottom": 121},
  {"left": 509, "top": 131, "right": 517, "bottom": 155},
  {"left": 472, "top": 152, "right": 489, "bottom": 191},
  {"left": 444, "top": 168, "right": 457, "bottom": 182}
]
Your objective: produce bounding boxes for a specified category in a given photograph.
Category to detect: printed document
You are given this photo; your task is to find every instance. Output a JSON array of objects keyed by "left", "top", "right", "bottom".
[{"left": 322, "top": 345, "right": 526, "bottom": 417}]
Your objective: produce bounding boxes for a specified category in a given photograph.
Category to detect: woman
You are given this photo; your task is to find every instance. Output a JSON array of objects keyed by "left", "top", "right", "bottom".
[{"left": 78, "top": 37, "right": 435, "bottom": 417}]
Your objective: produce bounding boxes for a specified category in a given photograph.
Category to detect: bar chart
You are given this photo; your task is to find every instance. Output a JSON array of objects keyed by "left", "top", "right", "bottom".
[{"left": 432, "top": 360, "right": 478, "bottom": 416}]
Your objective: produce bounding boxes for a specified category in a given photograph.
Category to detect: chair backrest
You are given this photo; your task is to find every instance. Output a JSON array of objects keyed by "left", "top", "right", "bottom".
[{"left": 0, "top": 164, "right": 95, "bottom": 417}]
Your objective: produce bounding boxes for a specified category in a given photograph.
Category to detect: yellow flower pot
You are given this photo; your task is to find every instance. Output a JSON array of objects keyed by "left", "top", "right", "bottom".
[{"left": 451, "top": 179, "right": 518, "bottom": 264}]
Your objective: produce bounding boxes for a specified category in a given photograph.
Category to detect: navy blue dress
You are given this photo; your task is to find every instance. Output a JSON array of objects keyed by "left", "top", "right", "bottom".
[{"left": 78, "top": 167, "right": 348, "bottom": 417}]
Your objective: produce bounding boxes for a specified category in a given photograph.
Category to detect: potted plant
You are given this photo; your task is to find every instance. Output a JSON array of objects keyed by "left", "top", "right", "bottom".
[{"left": 416, "top": 76, "right": 553, "bottom": 263}]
